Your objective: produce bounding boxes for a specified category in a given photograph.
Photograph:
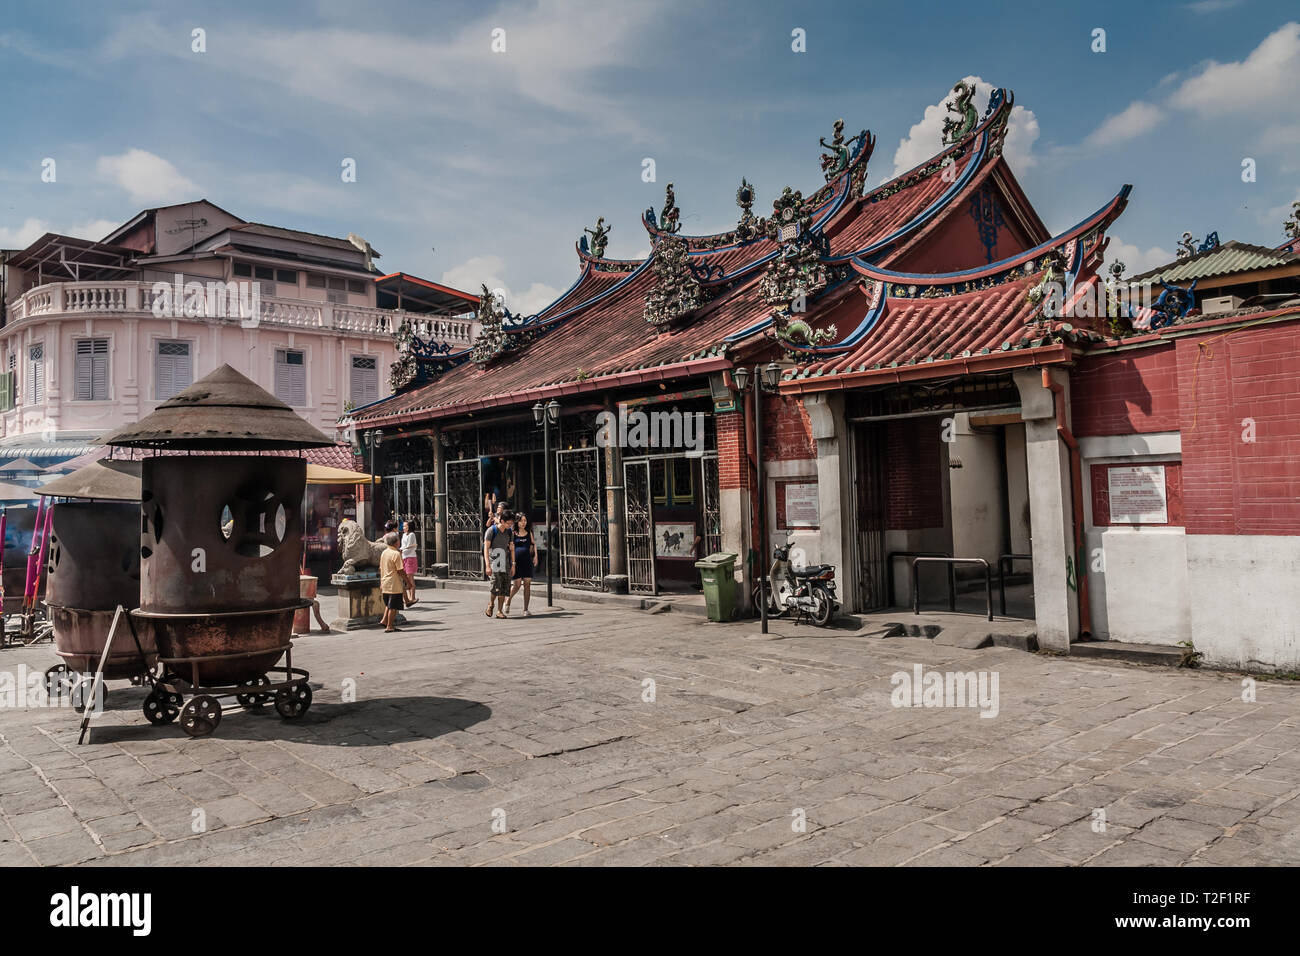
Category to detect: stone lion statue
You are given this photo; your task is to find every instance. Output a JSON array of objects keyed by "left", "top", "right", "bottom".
[{"left": 336, "top": 517, "right": 385, "bottom": 574}]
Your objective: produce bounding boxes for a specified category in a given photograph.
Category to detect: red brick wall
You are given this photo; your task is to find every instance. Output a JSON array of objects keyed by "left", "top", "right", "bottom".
[
  {"left": 1074, "top": 318, "right": 1300, "bottom": 536},
  {"left": 717, "top": 410, "right": 748, "bottom": 491},
  {"left": 1071, "top": 344, "right": 1180, "bottom": 436},
  {"left": 884, "top": 418, "right": 944, "bottom": 529},
  {"left": 762, "top": 395, "right": 816, "bottom": 462},
  {"left": 1177, "top": 323, "right": 1300, "bottom": 535}
]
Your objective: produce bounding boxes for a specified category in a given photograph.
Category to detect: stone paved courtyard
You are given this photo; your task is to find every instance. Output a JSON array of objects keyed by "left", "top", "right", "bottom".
[{"left": 1, "top": 589, "right": 1298, "bottom": 867}]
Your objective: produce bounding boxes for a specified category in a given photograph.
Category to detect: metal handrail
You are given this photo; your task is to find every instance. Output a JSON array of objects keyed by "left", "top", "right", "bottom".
[
  {"left": 912, "top": 557, "right": 992, "bottom": 621},
  {"left": 886, "top": 550, "right": 951, "bottom": 609},
  {"left": 997, "top": 553, "right": 1033, "bottom": 617}
]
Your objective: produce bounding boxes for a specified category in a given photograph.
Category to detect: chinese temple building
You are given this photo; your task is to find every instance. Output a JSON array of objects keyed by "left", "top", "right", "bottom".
[{"left": 352, "top": 85, "right": 1300, "bottom": 672}]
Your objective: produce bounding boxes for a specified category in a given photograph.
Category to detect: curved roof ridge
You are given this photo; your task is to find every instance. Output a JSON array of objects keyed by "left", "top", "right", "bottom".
[
  {"left": 850, "top": 184, "right": 1132, "bottom": 285},
  {"left": 638, "top": 129, "right": 875, "bottom": 246}
]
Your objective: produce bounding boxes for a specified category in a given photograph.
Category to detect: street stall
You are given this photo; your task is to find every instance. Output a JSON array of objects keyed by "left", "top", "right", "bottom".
[
  {"left": 0, "top": 480, "right": 48, "bottom": 644},
  {"left": 301, "top": 463, "right": 374, "bottom": 585},
  {"left": 98, "top": 363, "right": 335, "bottom": 737}
]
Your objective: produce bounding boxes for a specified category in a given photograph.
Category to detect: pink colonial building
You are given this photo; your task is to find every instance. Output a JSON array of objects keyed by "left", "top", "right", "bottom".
[{"left": 0, "top": 200, "right": 478, "bottom": 465}]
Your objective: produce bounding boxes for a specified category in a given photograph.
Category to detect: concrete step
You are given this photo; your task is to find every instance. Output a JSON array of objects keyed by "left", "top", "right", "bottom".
[
  {"left": 1069, "top": 640, "right": 1186, "bottom": 667},
  {"left": 417, "top": 576, "right": 708, "bottom": 617}
]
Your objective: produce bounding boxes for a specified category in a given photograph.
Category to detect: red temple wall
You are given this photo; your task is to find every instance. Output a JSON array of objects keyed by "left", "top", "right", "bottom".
[
  {"left": 1072, "top": 317, "right": 1300, "bottom": 536},
  {"left": 894, "top": 188, "right": 1035, "bottom": 275},
  {"left": 885, "top": 418, "right": 944, "bottom": 529}
]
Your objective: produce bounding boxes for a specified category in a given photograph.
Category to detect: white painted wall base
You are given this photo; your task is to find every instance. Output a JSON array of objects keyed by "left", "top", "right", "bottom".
[
  {"left": 1085, "top": 527, "right": 1190, "bottom": 645},
  {"left": 1186, "top": 535, "right": 1300, "bottom": 672}
]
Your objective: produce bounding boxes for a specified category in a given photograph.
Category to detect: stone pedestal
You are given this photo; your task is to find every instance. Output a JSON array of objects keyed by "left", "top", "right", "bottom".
[
  {"left": 602, "top": 574, "right": 629, "bottom": 594},
  {"left": 430, "top": 563, "right": 450, "bottom": 580},
  {"left": 330, "top": 571, "right": 384, "bottom": 630}
]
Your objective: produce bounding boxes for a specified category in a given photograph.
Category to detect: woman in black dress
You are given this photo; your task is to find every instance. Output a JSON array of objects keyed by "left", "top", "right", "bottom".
[{"left": 505, "top": 513, "right": 537, "bottom": 616}]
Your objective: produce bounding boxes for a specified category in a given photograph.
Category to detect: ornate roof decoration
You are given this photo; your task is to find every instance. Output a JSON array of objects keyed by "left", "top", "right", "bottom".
[
  {"left": 942, "top": 81, "right": 979, "bottom": 146},
  {"left": 772, "top": 313, "right": 838, "bottom": 360},
  {"left": 471, "top": 284, "right": 531, "bottom": 366},
  {"left": 643, "top": 236, "right": 703, "bottom": 328},
  {"left": 820, "top": 119, "right": 850, "bottom": 182},
  {"left": 580, "top": 217, "right": 610, "bottom": 259},
  {"left": 1143, "top": 279, "right": 1199, "bottom": 330},
  {"left": 735, "top": 178, "right": 762, "bottom": 241},
  {"left": 1176, "top": 231, "right": 1219, "bottom": 258},
  {"left": 389, "top": 317, "right": 460, "bottom": 392},
  {"left": 659, "top": 183, "right": 682, "bottom": 235},
  {"left": 1285, "top": 201, "right": 1300, "bottom": 240}
]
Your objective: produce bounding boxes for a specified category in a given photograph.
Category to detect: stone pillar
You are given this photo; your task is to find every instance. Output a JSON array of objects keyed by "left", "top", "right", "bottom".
[
  {"left": 803, "top": 393, "right": 849, "bottom": 608},
  {"left": 1014, "top": 367, "right": 1079, "bottom": 650},
  {"left": 431, "top": 427, "right": 448, "bottom": 578},
  {"left": 603, "top": 397, "right": 628, "bottom": 593},
  {"left": 716, "top": 407, "right": 752, "bottom": 608}
]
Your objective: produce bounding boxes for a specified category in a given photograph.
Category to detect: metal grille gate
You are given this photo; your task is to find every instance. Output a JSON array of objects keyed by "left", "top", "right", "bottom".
[
  {"left": 446, "top": 459, "right": 483, "bottom": 579},
  {"left": 390, "top": 474, "right": 436, "bottom": 572},
  {"left": 701, "top": 454, "right": 721, "bottom": 556},
  {"left": 624, "top": 459, "right": 655, "bottom": 594},
  {"left": 557, "top": 447, "right": 606, "bottom": 590},
  {"left": 852, "top": 423, "right": 888, "bottom": 610}
]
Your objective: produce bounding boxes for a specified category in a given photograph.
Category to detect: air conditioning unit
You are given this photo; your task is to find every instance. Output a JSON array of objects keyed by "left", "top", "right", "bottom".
[{"left": 1201, "top": 294, "right": 1242, "bottom": 314}]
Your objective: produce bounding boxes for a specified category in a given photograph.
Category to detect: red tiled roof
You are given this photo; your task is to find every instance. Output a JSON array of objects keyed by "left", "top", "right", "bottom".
[{"left": 354, "top": 96, "right": 1021, "bottom": 427}]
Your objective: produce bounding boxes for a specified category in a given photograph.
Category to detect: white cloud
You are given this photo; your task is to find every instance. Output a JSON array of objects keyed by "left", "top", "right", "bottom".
[
  {"left": 441, "top": 255, "right": 561, "bottom": 316},
  {"left": 1086, "top": 101, "right": 1163, "bottom": 150},
  {"left": 0, "top": 217, "right": 118, "bottom": 248},
  {"left": 890, "top": 76, "right": 1039, "bottom": 177},
  {"left": 96, "top": 149, "right": 200, "bottom": 204},
  {"left": 1186, "top": 0, "right": 1245, "bottom": 13},
  {"left": 1170, "top": 21, "right": 1300, "bottom": 115},
  {"left": 101, "top": 0, "right": 661, "bottom": 140},
  {"left": 1105, "top": 237, "right": 1175, "bottom": 277}
]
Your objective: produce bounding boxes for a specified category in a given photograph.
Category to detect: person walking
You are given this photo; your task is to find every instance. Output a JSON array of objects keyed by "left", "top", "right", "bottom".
[
  {"left": 505, "top": 513, "right": 537, "bottom": 616},
  {"left": 483, "top": 509, "right": 514, "bottom": 619},
  {"left": 379, "top": 532, "right": 410, "bottom": 633},
  {"left": 400, "top": 519, "right": 419, "bottom": 606}
]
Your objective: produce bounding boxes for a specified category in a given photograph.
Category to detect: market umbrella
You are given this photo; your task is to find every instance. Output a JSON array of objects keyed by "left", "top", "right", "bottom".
[{"left": 306, "top": 464, "right": 375, "bottom": 485}]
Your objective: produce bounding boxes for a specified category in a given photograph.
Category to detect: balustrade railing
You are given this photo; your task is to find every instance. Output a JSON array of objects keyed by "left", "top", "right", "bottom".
[{"left": 5, "top": 281, "right": 476, "bottom": 343}]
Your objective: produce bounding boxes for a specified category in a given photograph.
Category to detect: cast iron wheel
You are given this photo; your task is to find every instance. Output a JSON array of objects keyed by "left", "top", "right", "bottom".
[
  {"left": 142, "top": 688, "right": 183, "bottom": 726},
  {"left": 274, "top": 682, "right": 312, "bottom": 720},
  {"left": 180, "top": 695, "right": 222, "bottom": 737},
  {"left": 43, "top": 663, "right": 73, "bottom": 701},
  {"left": 236, "top": 675, "right": 272, "bottom": 709}
]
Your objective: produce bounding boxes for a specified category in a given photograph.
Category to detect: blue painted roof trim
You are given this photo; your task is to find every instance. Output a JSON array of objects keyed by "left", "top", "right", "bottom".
[{"left": 848, "top": 185, "right": 1133, "bottom": 284}]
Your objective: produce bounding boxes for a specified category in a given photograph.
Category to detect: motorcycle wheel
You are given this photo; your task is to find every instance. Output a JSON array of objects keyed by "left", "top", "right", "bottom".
[
  {"left": 810, "top": 586, "right": 834, "bottom": 626},
  {"left": 751, "top": 586, "right": 786, "bottom": 618}
]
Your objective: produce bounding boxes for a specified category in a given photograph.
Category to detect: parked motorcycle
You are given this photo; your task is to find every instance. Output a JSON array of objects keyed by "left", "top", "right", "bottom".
[{"left": 752, "top": 537, "right": 839, "bottom": 626}]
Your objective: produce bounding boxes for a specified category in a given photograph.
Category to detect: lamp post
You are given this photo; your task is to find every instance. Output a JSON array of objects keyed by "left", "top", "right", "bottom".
[
  {"left": 367, "top": 429, "right": 384, "bottom": 540},
  {"left": 732, "top": 362, "right": 783, "bottom": 633},
  {"left": 532, "top": 400, "right": 560, "bottom": 607}
]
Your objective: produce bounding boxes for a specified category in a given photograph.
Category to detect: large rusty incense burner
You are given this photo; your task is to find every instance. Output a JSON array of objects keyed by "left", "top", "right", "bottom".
[
  {"left": 40, "top": 461, "right": 154, "bottom": 703},
  {"left": 100, "top": 363, "right": 333, "bottom": 736}
]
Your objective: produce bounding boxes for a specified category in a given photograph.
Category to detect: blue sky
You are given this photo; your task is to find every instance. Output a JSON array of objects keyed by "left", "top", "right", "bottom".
[{"left": 2, "top": 0, "right": 1298, "bottom": 312}]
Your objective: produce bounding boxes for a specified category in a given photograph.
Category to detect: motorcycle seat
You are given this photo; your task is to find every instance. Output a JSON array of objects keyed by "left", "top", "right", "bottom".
[{"left": 792, "top": 564, "right": 832, "bottom": 577}]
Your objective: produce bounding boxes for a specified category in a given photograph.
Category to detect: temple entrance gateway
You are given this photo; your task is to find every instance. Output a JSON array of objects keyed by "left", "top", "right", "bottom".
[
  {"left": 624, "top": 458, "right": 656, "bottom": 594},
  {"left": 556, "top": 447, "right": 606, "bottom": 590},
  {"left": 445, "top": 458, "right": 483, "bottom": 578},
  {"left": 622, "top": 451, "right": 720, "bottom": 596},
  {"left": 389, "top": 473, "right": 435, "bottom": 571}
]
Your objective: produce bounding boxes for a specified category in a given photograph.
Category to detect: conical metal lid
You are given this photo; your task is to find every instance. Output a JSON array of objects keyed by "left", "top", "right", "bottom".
[
  {"left": 100, "top": 364, "right": 334, "bottom": 449},
  {"left": 38, "top": 459, "right": 141, "bottom": 501}
]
